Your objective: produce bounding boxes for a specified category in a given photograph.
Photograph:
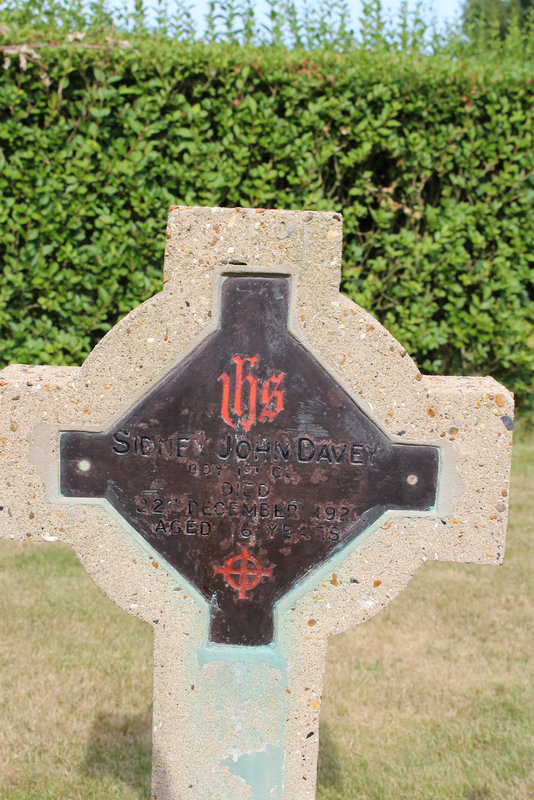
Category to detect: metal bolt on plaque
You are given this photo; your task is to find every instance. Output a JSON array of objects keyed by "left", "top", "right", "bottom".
[{"left": 0, "top": 207, "right": 513, "bottom": 800}]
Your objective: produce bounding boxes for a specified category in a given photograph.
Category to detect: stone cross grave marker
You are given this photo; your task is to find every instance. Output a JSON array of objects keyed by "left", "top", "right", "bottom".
[{"left": 0, "top": 206, "right": 513, "bottom": 800}]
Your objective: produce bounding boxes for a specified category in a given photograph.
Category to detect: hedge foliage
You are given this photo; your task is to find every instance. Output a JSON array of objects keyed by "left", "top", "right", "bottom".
[{"left": 0, "top": 36, "right": 532, "bottom": 405}]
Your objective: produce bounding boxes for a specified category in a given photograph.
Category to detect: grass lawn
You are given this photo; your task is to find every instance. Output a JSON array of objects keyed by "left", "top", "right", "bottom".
[{"left": 1, "top": 424, "right": 532, "bottom": 800}]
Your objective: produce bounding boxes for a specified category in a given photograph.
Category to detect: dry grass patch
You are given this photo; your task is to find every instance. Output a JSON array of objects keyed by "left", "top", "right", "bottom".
[
  {"left": 0, "top": 425, "right": 532, "bottom": 799},
  {"left": 319, "top": 423, "right": 534, "bottom": 800},
  {"left": 0, "top": 544, "right": 153, "bottom": 800}
]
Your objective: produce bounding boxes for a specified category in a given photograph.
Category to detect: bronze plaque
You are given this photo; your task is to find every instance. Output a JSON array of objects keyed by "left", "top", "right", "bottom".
[{"left": 60, "top": 277, "right": 438, "bottom": 645}]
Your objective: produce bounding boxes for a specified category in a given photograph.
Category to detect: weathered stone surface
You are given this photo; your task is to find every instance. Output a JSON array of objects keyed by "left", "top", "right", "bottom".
[{"left": 0, "top": 206, "right": 513, "bottom": 800}]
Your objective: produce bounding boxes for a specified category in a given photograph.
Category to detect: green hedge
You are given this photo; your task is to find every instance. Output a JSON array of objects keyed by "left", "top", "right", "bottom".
[{"left": 0, "top": 42, "right": 532, "bottom": 405}]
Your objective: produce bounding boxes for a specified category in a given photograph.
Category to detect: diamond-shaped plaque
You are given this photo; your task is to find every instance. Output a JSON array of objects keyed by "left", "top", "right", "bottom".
[{"left": 60, "top": 277, "right": 438, "bottom": 645}]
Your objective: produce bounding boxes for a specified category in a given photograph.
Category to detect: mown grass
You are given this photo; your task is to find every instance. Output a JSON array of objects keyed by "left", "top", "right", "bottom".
[
  {"left": 1, "top": 425, "right": 532, "bottom": 799},
  {"left": 0, "top": 545, "right": 153, "bottom": 799},
  {"left": 320, "top": 421, "right": 534, "bottom": 800}
]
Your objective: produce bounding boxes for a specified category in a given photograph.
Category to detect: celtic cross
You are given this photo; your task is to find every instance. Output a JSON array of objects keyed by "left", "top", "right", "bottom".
[{"left": 0, "top": 206, "right": 513, "bottom": 800}]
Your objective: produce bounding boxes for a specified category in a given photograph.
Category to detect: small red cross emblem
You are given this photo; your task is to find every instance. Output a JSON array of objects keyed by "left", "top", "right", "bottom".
[{"left": 213, "top": 548, "right": 273, "bottom": 599}]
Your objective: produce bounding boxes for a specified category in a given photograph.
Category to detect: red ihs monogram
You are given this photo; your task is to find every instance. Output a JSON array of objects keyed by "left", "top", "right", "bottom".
[{"left": 218, "top": 355, "right": 284, "bottom": 431}]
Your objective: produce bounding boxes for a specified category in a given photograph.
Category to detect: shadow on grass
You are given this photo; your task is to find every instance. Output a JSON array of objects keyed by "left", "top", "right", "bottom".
[
  {"left": 317, "top": 719, "right": 346, "bottom": 798},
  {"left": 84, "top": 707, "right": 153, "bottom": 799}
]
